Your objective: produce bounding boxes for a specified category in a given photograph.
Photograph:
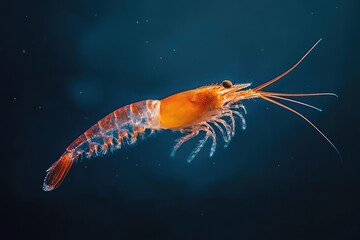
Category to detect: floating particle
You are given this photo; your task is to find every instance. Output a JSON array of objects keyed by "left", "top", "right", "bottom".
[
  {"left": 85, "top": 165, "right": 88, "bottom": 169},
  {"left": 38, "top": 106, "right": 42, "bottom": 110},
  {"left": 136, "top": 20, "right": 139, "bottom": 24},
  {"left": 94, "top": 13, "right": 98, "bottom": 17},
  {"left": 135, "top": 163, "right": 139, "bottom": 167},
  {"left": 159, "top": 56, "right": 163, "bottom": 60},
  {"left": 13, "top": 97, "right": 17, "bottom": 100},
  {"left": 22, "top": 49, "right": 26, "bottom": 54},
  {"left": 145, "top": 40, "right": 149, "bottom": 44},
  {"left": 260, "top": 48, "right": 264, "bottom": 52},
  {"left": 145, "top": 19, "right": 149, "bottom": 22},
  {"left": 79, "top": 91, "right": 83, "bottom": 94}
]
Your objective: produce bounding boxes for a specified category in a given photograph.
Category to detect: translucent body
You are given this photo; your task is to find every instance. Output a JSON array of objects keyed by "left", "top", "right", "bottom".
[
  {"left": 43, "top": 39, "right": 340, "bottom": 191},
  {"left": 43, "top": 100, "right": 160, "bottom": 191}
]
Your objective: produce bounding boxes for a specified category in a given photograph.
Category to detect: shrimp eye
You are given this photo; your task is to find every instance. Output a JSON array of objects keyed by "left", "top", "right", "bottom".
[{"left": 222, "top": 80, "right": 233, "bottom": 88}]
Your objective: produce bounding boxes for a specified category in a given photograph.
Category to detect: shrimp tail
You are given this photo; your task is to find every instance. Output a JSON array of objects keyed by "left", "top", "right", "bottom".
[
  {"left": 43, "top": 152, "right": 77, "bottom": 191},
  {"left": 43, "top": 100, "right": 161, "bottom": 191}
]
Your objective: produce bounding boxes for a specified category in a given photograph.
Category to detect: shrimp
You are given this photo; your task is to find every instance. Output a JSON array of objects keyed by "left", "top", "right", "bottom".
[{"left": 43, "top": 39, "right": 340, "bottom": 191}]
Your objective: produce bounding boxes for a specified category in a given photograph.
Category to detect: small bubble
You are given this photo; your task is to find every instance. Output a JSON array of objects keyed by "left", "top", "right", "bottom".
[
  {"left": 158, "top": 164, "right": 161, "bottom": 167},
  {"left": 260, "top": 48, "right": 264, "bottom": 52},
  {"left": 25, "top": 15, "right": 28, "bottom": 18},
  {"left": 126, "top": 156, "right": 129, "bottom": 160},
  {"left": 38, "top": 106, "right": 42, "bottom": 110},
  {"left": 79, "top": 91, "right": 83, "bottom": 94},
  {"left": 22, "top": 49, "right": 26, "bottom": 54},
  {"left": 85, "top": 165, "right": 88, "bottom": 169},
  {"left": 213, "top": 162, "right": 215, "bottom": 165},
  {"left": 335, "top": 6, "right": 339, "bottom": 9},
  {"left": 145, "top": 40, "right": 149, "bottom": 44},
  {"left": 135, "top": 163, "right": 139, "bottom": 167},
  {"left": 145, "top": 19, "right": 149, "bottom": 22},
  {"left": 13, "top": 97, "right": 17, "bottom": 100},
  {"left": 173, "top": 48, "right": 176, "bottom": 52},
  {"left": 266, "top": 106, "right": 270, "bottom": 110},
  {"left": 94, "top": 13, "right": 98, "bottom": 17},
  {"left": 159, "top": 56, "right": 163, "bottom": 60},
  {"left": 311, "top": 11, "right": 314, "bottom": 15},
  {"left": 277, "top": 163, "right": 280, "bottom": 168},
  {"left": 136, "top": 20, "right": 139, "bottom": 24}
]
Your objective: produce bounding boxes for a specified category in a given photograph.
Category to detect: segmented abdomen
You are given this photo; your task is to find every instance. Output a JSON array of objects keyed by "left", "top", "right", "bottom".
[
  {"left": 69, "top": 100, "right": 160, "bottom": 157},
  {"left": 43, "top": 100, "right": 160, "bottom": 191}
]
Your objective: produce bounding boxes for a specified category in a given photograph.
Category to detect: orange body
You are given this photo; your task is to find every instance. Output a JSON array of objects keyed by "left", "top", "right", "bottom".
[
  {"left": 159, "top": 88, "right": 221, "bottom": 129},
  {"left": 43, "top": 39, "right": 340, "bottom": 192}
]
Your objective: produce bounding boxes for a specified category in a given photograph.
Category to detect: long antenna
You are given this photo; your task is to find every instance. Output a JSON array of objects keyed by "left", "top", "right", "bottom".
[
  {"left": 259, "top": 94, "right": 342, "bottom": 160},
  {"left": 253, "top": 39, "right": 322, "bottom": 92}
]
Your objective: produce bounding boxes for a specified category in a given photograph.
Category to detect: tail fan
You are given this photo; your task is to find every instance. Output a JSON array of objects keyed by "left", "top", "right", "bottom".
[{"left": 43, "top": 152, "right": 76, "bottom": 191}]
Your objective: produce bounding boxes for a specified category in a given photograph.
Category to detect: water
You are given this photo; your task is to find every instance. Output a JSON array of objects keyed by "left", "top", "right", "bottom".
[{"left": 4, "top": 0, "right": 360, "bottom": 239}]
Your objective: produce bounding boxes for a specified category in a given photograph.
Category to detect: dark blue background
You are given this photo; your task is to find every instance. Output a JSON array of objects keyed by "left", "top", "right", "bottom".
[{"left": 3, "top": 0, "right": 360, "bottom": 239}]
